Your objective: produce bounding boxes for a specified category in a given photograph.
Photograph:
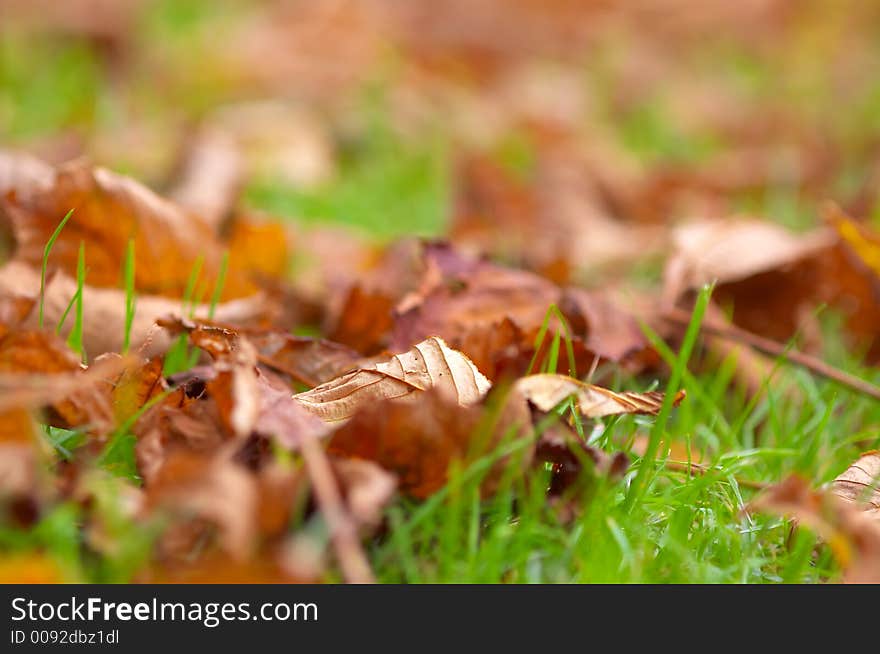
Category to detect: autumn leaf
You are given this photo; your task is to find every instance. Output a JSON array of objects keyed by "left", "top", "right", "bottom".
[
  {"left": 0, "top": 261, "right": 267, "bottom": 359},
  {"left": 832, "top": 451, "right": 880, "bottom": 522},
  {"left": 148, "top": 449, "right": 259, "bottom": 560},
  {"left": 0, "top": 408, "right": 39, "bottom": 499},
  {"left": 0, "top": 160, "right": 250, "bottom": 297},
  {"left": 294, "top": 336, "right": 491, "bottom": 423},
  {"left": 248, "top": 330, "right": 361, "bottom": 387},
  {"left": 327, "top": 387, "right": 531, "bottom": 499},
  {"left": 749, "top": 475, "right": 880, "bottom": 583},
  {"left": 0, "top": 330, "right": 118, "bottom": 434},
  {"left": 514, "top": 373, "right": 684, "bottom": 418}
]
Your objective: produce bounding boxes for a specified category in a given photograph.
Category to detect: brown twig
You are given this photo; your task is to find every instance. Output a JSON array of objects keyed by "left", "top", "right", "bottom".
[
  {"left": 663, "top": 307, "right": 880, "bottom": 402},
  {"left": 299, "top": 432, "right": 375, "bottom": 584}
]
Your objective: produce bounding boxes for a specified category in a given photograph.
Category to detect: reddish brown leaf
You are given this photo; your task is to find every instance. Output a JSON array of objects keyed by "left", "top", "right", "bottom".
[
  {"left": 327, "top": 388, "right": 531, "bottom": 499},
  {"left": 249, "top": 330, "right": 361, "bottom": 387}
]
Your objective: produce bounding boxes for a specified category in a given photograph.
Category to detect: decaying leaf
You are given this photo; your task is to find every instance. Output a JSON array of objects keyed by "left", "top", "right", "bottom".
[
  {"left": 0, "top": 261, "right": 267, "bottom": 359},
  {"left": 327, "top": 387, "right": 532, "bottom": 499},
  {"left": 294, "top": 336, "right": 491, "bottom": 423},
  {"left": 749, "top": 475, "right": 880, "bottom": 583},
  {"left": 832, "top": 452, "right": 880, "bottom": 522},
  {"left": 0, "top": 408, "right": 39, "bottom": 498},
  {"left": 314, "top": 337, "right": 679, "bottom": 497},
  {"left": 147, "top": 449, "right": 259, "bottom": 560},
  {"left": 0, "top": 330, "right": 118, "bottom": 434},
  {"left": 249, "top": 330, "right": 361, "bottom": 387},
  {"left": 332, "top": 458, "right": 397, "bottom": 528},
  {"left": 0, "top": 160, "right": 252, "bottom": 298},
  {"left": 515, "top": 373, "right": 684, "bottom": 418}
]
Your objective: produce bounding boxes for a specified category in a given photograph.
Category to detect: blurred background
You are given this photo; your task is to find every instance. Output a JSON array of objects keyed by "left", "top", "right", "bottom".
[{"left": 2, "top": 0, "right": 880, "bottom": 247}]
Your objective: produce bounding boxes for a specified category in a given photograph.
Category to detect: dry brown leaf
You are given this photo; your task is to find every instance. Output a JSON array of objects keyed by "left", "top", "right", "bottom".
[
  {"left": 0, "top": 160, "right": 253, "bottom": 298},
  {"left": 664, "top": 219, "right": 834, "bottom": 298},
  {"left": 559, "top": 287, "right": 649, "bottom": 363},
  {"left": 110, "top": 356, "right": 166, "bottom": 425},
  {"left": 0, "top": 330, "right": 117, "bottom": 433},
  {"left": 327, "top": 387, "right": 531, "bottom": 499},
  {"left": 749, "top": 475, "right": 880, "bottom": 583},
  {"left": 665, "top": 211, "right": 880, "bottom": 360},
  {"left": 226, "top": 213, "right": 290, "bottom": 281},
  {"left": 249, "top": 330, "right": 361, "bottom": 387},
  {"left": 252, "top": 369, "right": 331, "bottom": 450},
  {"left": 832, "top": 451, "right": 880, "bottom": 521},
  {"left": 294, "top": 336, "right": 491, "bottom": 423},
  {"left": 0, "top": 261, "right": 266, "bottom": 358},
  {"left": 169, "top": 129, "right": 243, "bottom": 231},
  {"left": 147, "top": 449, "right": 258, "bottom": 560},
  {"left": 392, "top": 243, "right": 561, "bottom": 352},
  {"left": 0, "top": 409, "right": 39, "bottom": 498},
  {"left": 515, "top": 373, "right": 684, "bottom": 418},
  {"left": 389, "top": 243, "right": 653, "bottom": 379},
  {"left": 332, "top": 458, "right": 397, "bottom": 529}
]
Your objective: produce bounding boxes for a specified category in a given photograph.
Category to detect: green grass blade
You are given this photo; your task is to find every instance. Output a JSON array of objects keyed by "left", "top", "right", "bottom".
[
  {"left": 624, "top": 284, "right": 712, "bottom": 512},
  {"left": 65, "top": 241, "right": 86, "bottom": 363},
  {"left": 122, "top": 238, "right": 137, "bottom": 354},
  {"left": 38, "top": 209, "right": 73, "bottom": 329}
]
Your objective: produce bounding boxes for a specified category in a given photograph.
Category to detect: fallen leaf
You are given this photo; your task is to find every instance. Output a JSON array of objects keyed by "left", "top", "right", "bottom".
[
  {"left": 749, "top": 475, "right": 880, "bottom": 583},
  {"left": 147, "top": 449, "right": 258, "bottom": 560},
  {"left": 832, "top": 451, "right": 880, "bottom": 522},
  {"left": 294, "top": 336, "right": 491, "bottom": 423},
  {"left": 332, "top": 458, "right": 397, "bottom": 528},
  {"left": 0, "top": 260, "right": 267, "bottom": 358},
  {"left": 0, "top": 330, "right": 116, "bottom": 433},
  {"left": 514, "top": 373, "right": 683, "bottom": 418},
  {"left": 327, "top": 387, "right": 531, "bottom": 498},
  {"left": 248, "top": 330, "right": 361, "bottom": 387},
  {"left": 0, "top": 159, "right": 251, "bottom": 297}
]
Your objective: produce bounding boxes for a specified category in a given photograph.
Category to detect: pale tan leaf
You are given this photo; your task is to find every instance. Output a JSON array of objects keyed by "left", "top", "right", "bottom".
[
  {"left": 667, "top": 219, "right": 834, "bottom": 291},
  {"left": 0, "top": 261, "right": 265, "bottom": 359},
  {"left": 514, "top": 373, "right": 684, "bottom": 418},
  {"left": 832, "top": 451, "right": 880, "bottom": 521},
  {"left": 294, "top": 336, "right": 491, "bottom": 423}
]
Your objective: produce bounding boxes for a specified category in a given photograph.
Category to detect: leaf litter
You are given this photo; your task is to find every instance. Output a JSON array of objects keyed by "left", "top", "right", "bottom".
[{"left": 2, "top": 0, "right": 880, "bottom": 583}]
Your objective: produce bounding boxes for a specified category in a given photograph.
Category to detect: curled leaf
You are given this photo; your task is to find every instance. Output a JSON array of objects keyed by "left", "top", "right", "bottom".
[
  {"left": 832, "top": 451, "right": 880, "bottom": 521},
  {"left": 294, "top": 336, "right": 491, "bottom": 423},
  {"left": 514, "top": 373, "right": 683, "bottom": 418}
]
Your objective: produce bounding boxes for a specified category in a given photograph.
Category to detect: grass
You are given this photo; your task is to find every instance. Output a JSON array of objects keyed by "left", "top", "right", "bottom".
[
  {"left": 12, "top": 245, "right": 878, "bottom": 583},
  {"left": 369, "top": 315, "right": 878, "bottom": 583},
  {"left": 122, "top": 238, "right": 137, "bottom": 355},
  {"left": 38, "top": 209, "right": 73, "bottom": 329}
]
